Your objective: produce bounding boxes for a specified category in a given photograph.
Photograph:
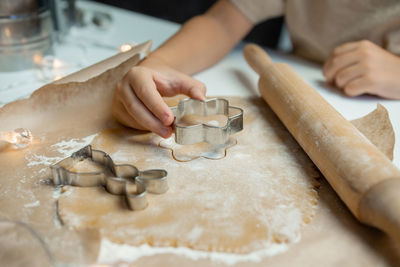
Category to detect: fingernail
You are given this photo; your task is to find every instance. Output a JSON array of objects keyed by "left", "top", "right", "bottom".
[
  {"left": 162, "top": 113, "right": 171, "bottom": 124},
  {"left": 195, "top": 93, "right": 205, "bottom": 101},
  {"left": 160, "top": 127, "right": 171, "bottom": 138}
]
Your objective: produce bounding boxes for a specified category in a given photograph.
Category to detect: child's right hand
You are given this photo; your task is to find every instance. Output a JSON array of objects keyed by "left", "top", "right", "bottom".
[
  {"left": 112, "top": 63, "right": 206, "bottom": 138},
  {"left": 111, "top": 0, "right": 251, "bottom": 137}
]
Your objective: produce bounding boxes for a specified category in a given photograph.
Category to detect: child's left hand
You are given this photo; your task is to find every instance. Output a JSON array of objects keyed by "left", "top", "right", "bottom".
[{"left": 323, "top": 40, "right": 400, "bottom": 99}]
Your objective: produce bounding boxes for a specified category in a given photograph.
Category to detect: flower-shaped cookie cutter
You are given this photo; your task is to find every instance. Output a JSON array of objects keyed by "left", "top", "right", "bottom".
[
  {"left": 50, "top": 145, "right": 168, "bottom": 211},
  {"left": 171, "top": 98, "right": 244, "bottom": 145}
]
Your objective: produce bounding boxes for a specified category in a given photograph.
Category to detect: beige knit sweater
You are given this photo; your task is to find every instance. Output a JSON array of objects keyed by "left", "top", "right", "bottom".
[{"left": 231, "top": 0, "right": 400, "bottom": 63}]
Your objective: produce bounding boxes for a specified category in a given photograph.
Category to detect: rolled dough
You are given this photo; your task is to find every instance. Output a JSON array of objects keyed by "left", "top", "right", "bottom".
[{"left": 58, "top": 97, "right": 320, "bottom": 253}]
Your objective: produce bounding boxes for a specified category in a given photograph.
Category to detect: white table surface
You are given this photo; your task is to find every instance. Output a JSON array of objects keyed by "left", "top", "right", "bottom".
[{"left": 1, "top": 0, "right": 399, "bottom": 169}]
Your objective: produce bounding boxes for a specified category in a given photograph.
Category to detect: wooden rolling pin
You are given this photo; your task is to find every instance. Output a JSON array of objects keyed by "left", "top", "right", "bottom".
[{"left": 243, "top": 44, "right": 400, "bottom": 241}]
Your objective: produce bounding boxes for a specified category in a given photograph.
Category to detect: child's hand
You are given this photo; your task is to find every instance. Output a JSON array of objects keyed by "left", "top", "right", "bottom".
[
  {"left": 323, "top": 40, "right": 400, "bottom": 99},
  {"left": 112, "top": 64, "right": 206, "bottom": 138}
]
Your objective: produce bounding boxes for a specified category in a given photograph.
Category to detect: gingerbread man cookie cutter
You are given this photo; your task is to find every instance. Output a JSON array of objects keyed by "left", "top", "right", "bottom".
[
  {"left": 170, "top": 98, "right": 244, "bottom": 145},
  {"left": 50, "top": 145, "right": 168, "bottom": 211}
]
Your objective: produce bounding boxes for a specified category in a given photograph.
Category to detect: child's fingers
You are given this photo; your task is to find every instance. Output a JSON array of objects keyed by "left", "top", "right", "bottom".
[
  {"left": 126, "top": 68, "right": 174, "bottom": 127},
  {"left": 334, "top": 64, "right": 364, "bottom": 88},
  {"left": 343, "top": 77, "right": 370, "bottom": 97},
  {"left": 330, "top": 41, "right": 360, "bottom": 57},
  {"left": 178, "top": 77, "right": 207, "bottom": 100},
  {"left": 324, "top": 40, "right": 378, "bottom": 84},
  {"left": 154, "top": 72, "right": 207, "bottom": 100},
  {"left": 119, "top": 82, "right": 172, "bottom": 138},
  {"left": 112, "top": 101, "right": 146, "bottom": 130},
  {"left": 113, "top": 66, "right": 207, "bottom": 137},
  {"left": 323, "top": 52, "right": 360, "bottom": 83}
]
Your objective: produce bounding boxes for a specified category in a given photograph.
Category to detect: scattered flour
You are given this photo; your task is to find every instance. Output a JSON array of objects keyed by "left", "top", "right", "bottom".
[
  {"left": 206, "top": 120, "right": 219, "bottom": 127},
  {"left": 25, "top": 134, "right": 98, "bottom": 169},
  {"left": 24, "top": 200, "right": 40, "bottom": 208},
  {"left": 52, "top": 134, "right": 98, "bottom": 156},
  {"left": 27, "top": 154, "right": 63, "bottom": 167},
  {"left": 186, "top": 226, "right": 204, "bottom": 242},
  {"left": 52, "top": 187, "right": 63, "bottom": 199},
  {"left": 97, "top": 238, "right": 291, "bottom": 265},
  {"left": 110, "top": 150, "right": 137, "bottom": 163}
]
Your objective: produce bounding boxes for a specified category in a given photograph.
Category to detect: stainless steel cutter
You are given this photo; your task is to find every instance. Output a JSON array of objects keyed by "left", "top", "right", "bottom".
[
  {"left": 171, "top": 98, "right": 244, "bottom": 145},
  {"left": 50, "top": 145, "right": 168, "bottom": 211}
]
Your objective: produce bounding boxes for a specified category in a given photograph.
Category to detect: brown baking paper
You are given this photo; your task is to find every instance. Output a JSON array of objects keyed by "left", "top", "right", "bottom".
[{"left": 0, "top": 40, "right": 399, "bottom": 266}]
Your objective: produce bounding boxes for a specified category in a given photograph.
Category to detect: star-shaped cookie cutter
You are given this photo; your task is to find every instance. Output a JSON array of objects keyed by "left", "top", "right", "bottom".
[
  {"left": 50, "top": 145, "right": 168, "bottom": 211},
  {"left": 170, "top": 98, "right": 244, "bottom": 145}
]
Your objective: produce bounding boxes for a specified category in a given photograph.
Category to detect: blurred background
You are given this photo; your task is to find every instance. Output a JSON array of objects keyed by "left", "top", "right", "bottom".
[
  {"left": 94, "top": 0, "right": 284, "bottom": 48},
  {"left": 0, "top": 0, "right": 287, "bottom": 106}
]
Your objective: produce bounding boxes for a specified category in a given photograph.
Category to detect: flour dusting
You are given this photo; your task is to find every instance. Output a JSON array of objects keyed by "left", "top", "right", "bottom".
[
  {"left": 111, "top": 150, "right": 137, "bottom": 163},
  {"left": 24, "top": 200, "right": 40, "bottom": 208},
  {"left": 25, "top": 134, "right": 98, "bottom": 169},
  {"left": 97, "top": 238, "right": 291, "bottom": 265},
  {"left": 52, "top": 134, "right": 97, "bottom": 156},
  {"left": 27, "top": 154, "right": 63, "bottom": 167},
  {"left": 53, "top": 187, "right": 63, "bottom": 199}
]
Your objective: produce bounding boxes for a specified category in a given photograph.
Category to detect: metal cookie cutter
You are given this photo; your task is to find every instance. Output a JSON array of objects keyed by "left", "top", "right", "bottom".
[
  {"left": 171, "top": 98, "right": 244, "bottom": 145},
  {"left": 50, "top": 145, "right": 168, "bottom": 211}
]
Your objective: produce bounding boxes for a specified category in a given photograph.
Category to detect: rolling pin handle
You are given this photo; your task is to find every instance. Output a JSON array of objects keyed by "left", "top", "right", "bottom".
[
  {"left": 243, "top": 44, "right": 274, "bottom": 75},
  {"left": 359, "top": 178, "right": 400, "bottom": 242}
]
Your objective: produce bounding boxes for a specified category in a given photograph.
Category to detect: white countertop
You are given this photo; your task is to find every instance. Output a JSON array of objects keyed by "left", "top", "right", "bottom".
[{"left": 1, "top": 0, "right": 399, "bottom": 166}]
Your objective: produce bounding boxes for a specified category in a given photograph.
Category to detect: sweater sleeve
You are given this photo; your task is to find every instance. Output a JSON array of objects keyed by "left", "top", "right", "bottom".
[{"left": 230, "top": 0, "right": 285, "bottom": 24}]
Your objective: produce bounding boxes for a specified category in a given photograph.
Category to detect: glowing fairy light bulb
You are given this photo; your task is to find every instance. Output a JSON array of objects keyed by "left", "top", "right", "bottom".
[
  {"left": 119, "top": 42, "right": 137, "bottom": 52},
  {"left": 119, "top": 44, "right": 132, "bottom": 52},
  {"left": 0, "top": 128, "right": 33, "bottom": 148}
]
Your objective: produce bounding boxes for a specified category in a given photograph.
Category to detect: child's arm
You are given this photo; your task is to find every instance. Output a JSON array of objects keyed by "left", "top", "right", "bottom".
[
  {"left": 323, "top": 40, "right": 400, "bottom": 99},
  {"left": 112, "top": 0, "right": 253, "bottom": 137}
]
